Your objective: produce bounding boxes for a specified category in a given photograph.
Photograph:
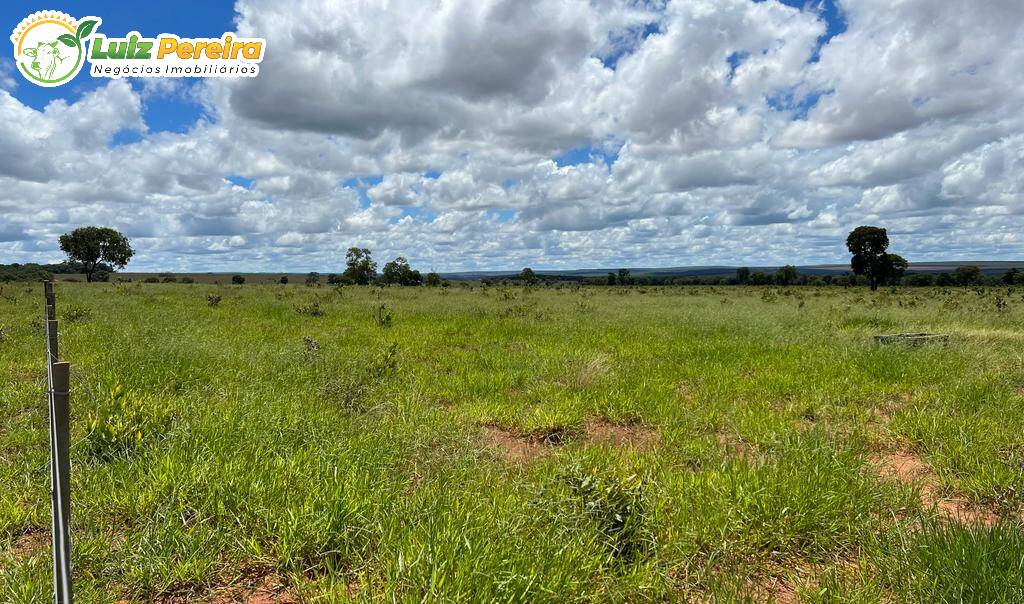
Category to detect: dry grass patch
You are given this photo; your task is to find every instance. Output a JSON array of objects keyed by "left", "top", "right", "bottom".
[
  {"left": 578, "top": 354, "right": 612, "bottom": 387},
  {"left": 715, "top": 431, "right": 755, "bottom": 460}
]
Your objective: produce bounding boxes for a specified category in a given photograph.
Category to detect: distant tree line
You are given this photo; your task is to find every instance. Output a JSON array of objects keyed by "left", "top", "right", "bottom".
[
  {"left": 1, "top": 224, "right": 1019, "bottom": 287},
  {"left": 565, "top": 266, "right": 1017, "bottom": 287},
  {"left": 0, "top": 260, "right": 117, "bottom": 282}
]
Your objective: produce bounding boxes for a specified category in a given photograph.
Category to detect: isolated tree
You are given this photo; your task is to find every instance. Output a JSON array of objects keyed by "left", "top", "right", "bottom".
[
  {"left": 425, "top": 272, "right": 442, "bottom": 287},
  {"left": 382, "top": 257, "right": 423, "bottom": 285},
  {"left": 305, "top": 272, "right": 320, "bottom": 286},
  {"left": 232, "top": 275, "right": 245, "bottom": 285},
  {"left": 736, "top": 267, "right": 750, "bottom": 284},
  {"left": 382, "top": 257, "right": 409, "bottom": 284},
  {"left": 343, "top": 247, "right": 377, "bottom": 285},
  {"left": 1002, "top": 268, "right": 1022, "bottom": 285},
  {"left": 279, "top": 275, "right": 289, "bottom": 284},
  {"left": 518, "top": 267, "right": 538, "bottom": 285},
  {"left": 617, "top": 268, "right": 631, "bottom": 285},
  {"left": 775, "top": 265, "right": 798, "bottom": 286},
  {"left": 846, "top": 226, "right": 904, "bottom": 290},
  {"left": 58, "top": 226, "right": 133, "bottom": 282},
  {"left": 954, "top": 265, "right": 983, "bottom": 286},
  {"left": 606, "top": 272, "right": 616, "bottom": 286}
]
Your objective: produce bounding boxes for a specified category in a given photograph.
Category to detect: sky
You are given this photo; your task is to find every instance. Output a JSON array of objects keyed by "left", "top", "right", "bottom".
[{"left": 0, "top": 0, "right": 1022, "bottom": 273}]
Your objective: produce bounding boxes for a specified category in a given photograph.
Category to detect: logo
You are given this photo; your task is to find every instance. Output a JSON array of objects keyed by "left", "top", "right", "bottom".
[
  {"left": 11, "top": 11, "right": 98, "bottom": 87},
  {"left": 11, "top": 10, "right": 265, "bottom": 87}
]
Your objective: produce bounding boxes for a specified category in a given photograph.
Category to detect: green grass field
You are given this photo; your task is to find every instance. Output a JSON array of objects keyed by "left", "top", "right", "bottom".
[{"left": 2, "top": 283, "right": 1023, "bottom": 602}]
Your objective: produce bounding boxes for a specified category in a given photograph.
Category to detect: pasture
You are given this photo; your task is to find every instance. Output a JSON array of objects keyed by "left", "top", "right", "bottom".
[{"left": 1, "top": 282, "right": 1023, "bottom": 602}]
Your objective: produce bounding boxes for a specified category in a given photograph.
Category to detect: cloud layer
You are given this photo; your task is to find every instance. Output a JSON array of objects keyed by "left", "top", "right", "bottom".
[{"left": 2, "top": 0, "right": 1023, "bottom": 271}]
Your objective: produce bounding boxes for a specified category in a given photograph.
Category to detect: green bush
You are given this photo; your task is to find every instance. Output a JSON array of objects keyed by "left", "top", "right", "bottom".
[
  {"left": 84, "top": 385, "right": 171, "bottom": 461},
  {"left": 557, "top": 463, "right": 653, "bottom": 563}
]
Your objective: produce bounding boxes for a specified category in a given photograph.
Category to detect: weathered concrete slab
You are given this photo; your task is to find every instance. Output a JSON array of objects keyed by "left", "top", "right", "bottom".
[{"left": 874, "top": 333, "right": 950, "bottom": 346}]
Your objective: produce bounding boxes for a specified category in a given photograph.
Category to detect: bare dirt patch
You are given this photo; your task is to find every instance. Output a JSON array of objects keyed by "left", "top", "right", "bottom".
[
  {"left": 745, "top": 560, "right": 820, "bottom": 604},
  {"left": 8, "top": 525, "right": 48, "bottom": 558},
  {"left": 481, "top": 424, "right": 566, "bottom": 463},
  {"left": 583, "top": 418, "right": 658, "bottom": 450},
  {"left": 153, "top": 567, "right": 297, "bottom": 603},
  {"left": 869, "top": 451, "right": 1000, "bottom": 527},
  {"left": 747, "top": 574, "right": 798, "bottom": 604}
]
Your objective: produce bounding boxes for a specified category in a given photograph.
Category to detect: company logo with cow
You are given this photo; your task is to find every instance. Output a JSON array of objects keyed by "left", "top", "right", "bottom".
[
  {"left": 11, "top": 10, "right": 265, "bottom": 87},
  {"left": 10, "top": 11, "right": 97, "bottom": 87}
]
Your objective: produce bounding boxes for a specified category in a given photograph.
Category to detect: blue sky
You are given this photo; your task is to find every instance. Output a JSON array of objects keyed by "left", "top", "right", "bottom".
[{"left": 1, "top": 0, "right": 1022, "bottom": 272}]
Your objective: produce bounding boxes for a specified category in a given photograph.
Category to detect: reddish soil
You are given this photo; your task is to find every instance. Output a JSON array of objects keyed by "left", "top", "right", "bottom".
[
  {"left": 8, "top": 525, "right": 48, "bottom": 558},
  {"left": 481, "top": 424, "right": 559, "bottom": 463},
  {"left": 482, "top": 417, "right": 659, "bottom": 463},
  {"left": 584, "top": 418, "right": 658, "bottom": 449},
  {"left": 869, "top": 451, "right": 1000, "bottom": 527}
]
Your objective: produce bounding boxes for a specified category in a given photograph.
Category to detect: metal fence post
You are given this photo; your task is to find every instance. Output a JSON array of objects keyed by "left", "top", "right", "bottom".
[
  {"left": 43, "top": 281, "right": 72, "bottom": 604},
  {"left": 51, "top": 361, "right": 72, "bottom": 604}
]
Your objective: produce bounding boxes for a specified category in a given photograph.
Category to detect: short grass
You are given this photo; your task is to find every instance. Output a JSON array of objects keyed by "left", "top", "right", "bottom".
[{"left": 1, "top": 282, "right": 1022, "bottom": 602}]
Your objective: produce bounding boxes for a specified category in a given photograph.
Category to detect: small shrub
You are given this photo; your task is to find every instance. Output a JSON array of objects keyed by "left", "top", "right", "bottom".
[
  {"left": 370, "top": 342, "right": 399, "bottom": 379},
  {"left": 143, "top": 277, "right": 160, "bottom": 283},
  {"left": 557, "top": 464, "right": 653, "bottom": 563},
  {"left": 303, "top": 336, "right": 320, "bottom": 352},
  {"left": 0, "top": 324, "right": 6, "bottom": 342},
  {"left": 161, "top": 277, "right": 177, "bottom": 283},
  {"left": 280, "top": 276, "right": 289, "bottom": 284},
  {"left": 84, "top": 385, "right": 171, "bottom": 461},
  {"left": 62, "top": 304, "right": 90, "bottom": 323},
  {"left": 322, "top": 375, "right": 370, "bottom": 413},
  {"left": 207, "top": 294, "right": 222, "bottom": 307},
  {"left": 375, "top": 304, "right": 393, "bottom": 328},
  {"left": 232, "top": 275, "right": 245, "bottom": 285},
  {"left": 180, "top": 277, "right": 195, "bottom": 284},
  {"left": 322, "top": 343, "right": 400, "bottom": 412},
  {"left": 296, "top": 301, "right": 324, "bottom": 317}
]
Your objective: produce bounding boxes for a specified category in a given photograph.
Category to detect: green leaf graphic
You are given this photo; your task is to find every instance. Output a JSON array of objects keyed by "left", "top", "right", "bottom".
[
  {"left": 58, "top": 34, "right": 77, "bottom": 47},
  {"left": 76, "top": 19, "right": 97, "bottom": 40}
]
